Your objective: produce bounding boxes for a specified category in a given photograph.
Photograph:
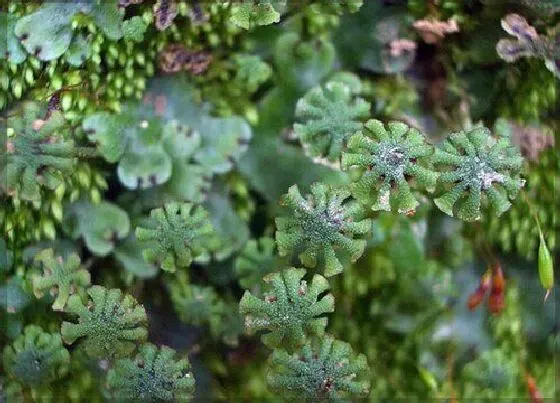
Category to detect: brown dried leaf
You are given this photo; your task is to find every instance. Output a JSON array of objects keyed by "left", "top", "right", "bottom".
[
  {"left": 158, "top": 44, "right": 213, "bottom": 75},
  {"left": 413, "top": 19, "right": 459, "bottom": 44}
]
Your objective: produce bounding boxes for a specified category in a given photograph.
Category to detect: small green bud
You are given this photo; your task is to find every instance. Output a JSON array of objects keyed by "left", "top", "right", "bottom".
[
  {"left": 135, "top": 53, "right": 145, "bottom": 66},
  {"left": 42, "top": 219, "right": 56, "bottom": 240},
  {"left": 24, "top": 68, "right": 34, "bottom": 85},
  {"left": 135, "top": 77, "right": 146, "bottom": 90},
  {"left": 0, "top": 71, "right": 9, "bottom": 90},
  {"left": 52, "top": 201, "right": 63, "bottom": 222},
  {"left": 108, "top": 44, "right": 118, "bottom": 58},
  {"left": 51, "top": 75, "right": 63, "bottom": 90},
  {"left": 61, "top": 93, "right": 73, "bottom": 111},
  {"left": 94, "top": 173, "right": 107, "bottom": 189},
  {"left": 244, "top": 106, "right": 259, "bottom": 126},
  {"left": 90, "top": 188, "right": 101, "bottom": 204},
  {"left": 66, "top": 71, "right": 82, "bottom": 86},
  {"left": 12, "top": 79, "right": 23, "bottom": 99},
  {"left": 538, "top": 223, "right": 554, "bottom": 301},
  {"left": 77, "top": 170, "right": 91, "bottom": 188},
  {"left": 418, "top": 367, "right": 438, "bottom": 391},
  {"left": 124, "top": 85, "right": 134, "bottom": 97},
  {"left": 70, "top": 189, "right": 80, "bottom": 203},
  {"left": 77, "top": 95, "right": 88, "bottom": 111},
  {"left": 125, "top": 66, "right": 134, "bottom": 80}
]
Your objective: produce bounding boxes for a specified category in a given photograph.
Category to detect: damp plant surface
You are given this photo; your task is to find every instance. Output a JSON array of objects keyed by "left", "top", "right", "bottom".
[{"left": 1, "top": 1, "right": 558, "bottom": 402}]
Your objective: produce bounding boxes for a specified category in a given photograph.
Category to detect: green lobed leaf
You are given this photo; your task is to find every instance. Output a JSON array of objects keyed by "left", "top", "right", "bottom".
[
  {"left": 294, "top": 78, "right": 371, "bottom": 162},
  {"left": 32, "top": 249, "right": 91, "bottom": 311},
  {"left": 341, "top": 119, "right": 438, "bottom": 214},
  {"left": 135, "top": 202, "right": 214, "bottom": 272},
  {"left": 61, "top": 286, "right": 148, "bottom": 359},
  {"left": 275, "top": 183, "right": 371, "bottom": 277},
  {"left": 3, "top": 102, "right": 78, "bottom": 202},
  {"left": 267, "top": 335, "right": 370, "bottom": 400},
  {"left": 107, "top": 343, "right": 195, "bottom": 402},
  {"left": 3, "top": 325, "right": 70, "bottom": 386},
  {"left": 239, "top": 268, "right": 334, "bottom": 349},
  {"left": 432, "top": 125, "right": 525, "bottom": 222}
]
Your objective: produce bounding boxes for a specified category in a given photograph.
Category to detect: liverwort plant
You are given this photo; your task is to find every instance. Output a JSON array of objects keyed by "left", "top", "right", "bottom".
[
  {"left": 61, "top": 286, "right": 148, "bottom": 359},
  {"left": 275, "top": 183, "right": 371, "bottom": 277},
  {"left": 432, "top": 125, "right": 525, "bottom": 221},
  {"left": 239, "top": 268, "right": 334, "bottom": 349},
  {"left": 135, "top": 202, "right": 214, "bottom": 273},
  {"left": 341, "top": 119, "right": 438, "bottom": 215},
  {"left": 3, "top": 325, "right": 70, "bottom": 387},
  {"left": 267, "top": 335, "right": 370, "bottom": 401},
  {"left": 294, "top": 78, "right": 371, "bottom": 162},
  {"left": 32, "top": 249, "right": 91, "bottom": 311},
  {"left": 106, "top": 343, "right": 195, "bottom": 402},
  {"left": 2, "top": 103, "right": 93, "bottom": 202}
]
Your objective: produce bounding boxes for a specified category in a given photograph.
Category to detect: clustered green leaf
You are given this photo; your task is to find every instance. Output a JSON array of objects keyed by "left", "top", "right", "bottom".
[
  {"left": 135, "top": 202, "right": 214, "bottom": 272},
  {"left": 240, "top": 268, "right": 334, "bottom": 349},
  {"left": 2, "top": 103, "right": 78, "bottom": 202},
  {"left": 3, "top": 325, "right": 70, "bottom": 386},
  {"left": 433, "top": 125, "right": 525, "bottom": 221},
  {"left": 267, "top": 335, "right": 370, "bottom": 401},
  {"left": 106, "top": 343, "right": 195, "bottom": 402},
  {"left": 276, "top": 183, "right": 371, "bottom": 277},
  {"left": 341, "top": 119, "right": 438, "bottom": 214},
  {"left": 294, "top": 78, "right": 370, "bottom": 162},
  {"left": 61, "top": 286, "right": 148, "bottom": 359},
  {"left": 32, "top": 249, "right": 91, "bottom": 311},
  {"left": 230, "top": 1, "right": 281, "bottom": 30}
]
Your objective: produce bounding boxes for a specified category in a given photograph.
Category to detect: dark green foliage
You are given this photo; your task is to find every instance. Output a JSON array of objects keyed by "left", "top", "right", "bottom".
[
  {"left": 2, "top": 103, "right": 78, "bottom": 202},
  {"left": 335, "top": 1, "right": 416, "bottom": 74},
  {"left": 64, "top": 201, "right": 131, "bottom": 256},
  {"left": 239, "top": 268, "right": 334, "bottom": 349},
  {"left": 2, "top": 1, "right": 557, "bottom": 401},
  {"left": 267, "top": 335, "right": 370, "bottom": 400},
  {"left": 167, "top": 272, "right": 224, "bottom": 326},
  {"left": 32, "top": 249, "right": 91, "bottom": 311},
  {"left": 61, "top": 286, "right": 148, "bottom": 359},
  {"left": 106, "top": 343, "right": 195, "bottom": 402},
  {"left": 135, "top": 202, "right": 214, "bottom": 272},
  {"left": 276, "top": 183, "right": 371, "bottom": 277},
  {"left": 274, "top": 33, "right": 335, "bottom": 92},
  {"left": 122, "top": 16, "right": 148, "bottom": 43},
  {"left": 433, "top": 126, "right": 525, "bottom": 221},
  {"left": 235, "top": 237, "right": 279, "bottom": 288},
  {"left": 232, "top": 54, "right": 272, "bottom": 93},
  {"left": 342, "top": 119, "right": 438, "bottom": 214},
  {"left": 294, "top": 78, "right": 371, "bottom": 162},
  {"left": 3, "top": 325, "right": 70, "bottom": 386},
  {"left": 460, "top": 349, "right": 518, "bottom": 398}
]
